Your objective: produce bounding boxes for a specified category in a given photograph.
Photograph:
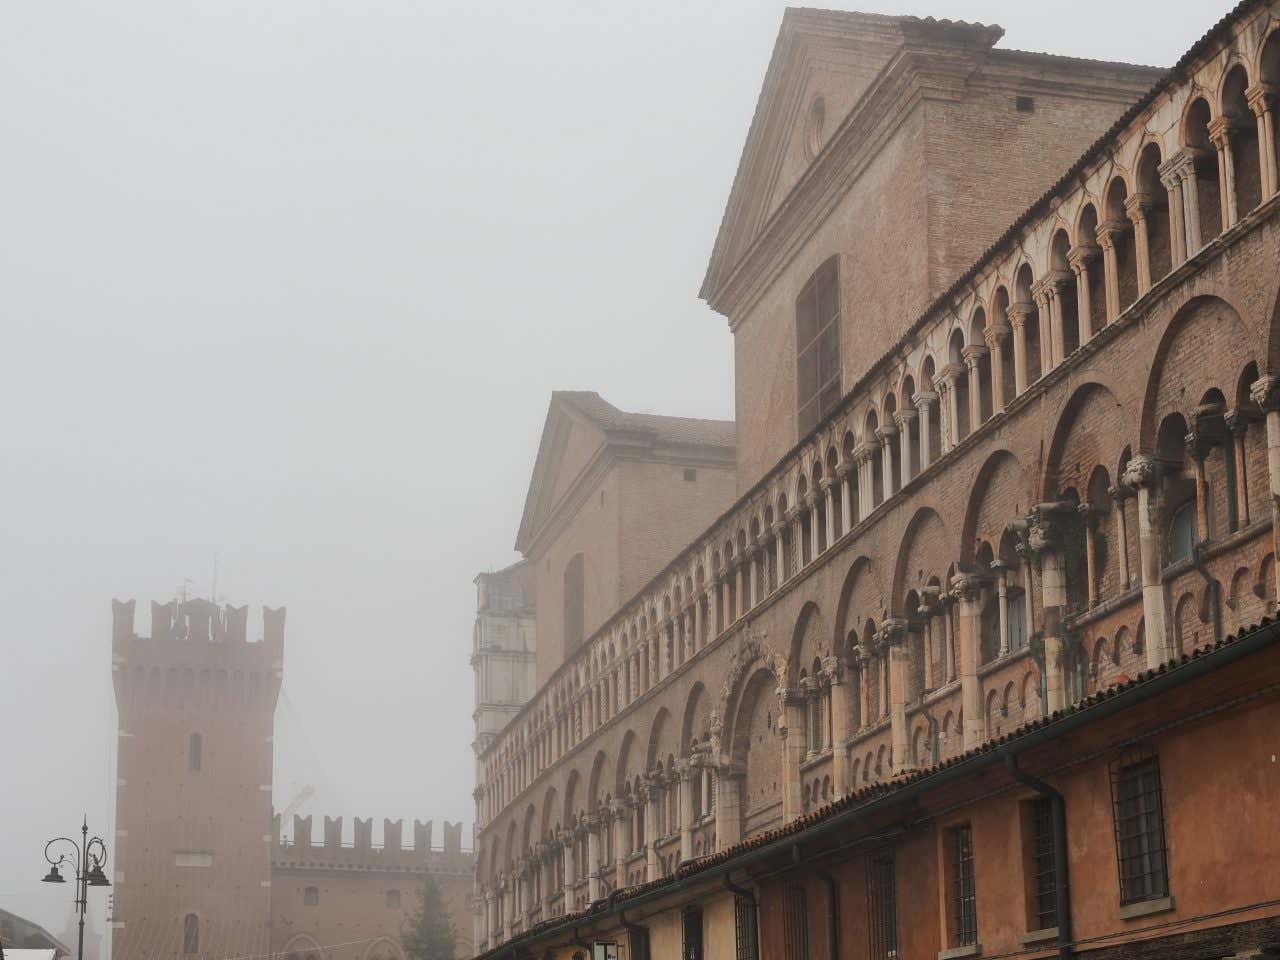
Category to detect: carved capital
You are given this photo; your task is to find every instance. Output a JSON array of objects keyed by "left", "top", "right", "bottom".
[
  {"left": 1124, "top": 192, "right": 1153, "bottom": 224},
  {"left": 879, "top": 617, "right": 909, "bottom": 646},
  {"left": 982, "top": 321, "right": 1012, "bottom": 349},
  {"left": 1007, "top": 300, "right": 1035, "bottom": 328},
  {"left": 1121, "top": 453, "right": 1161, "bottom": 489},
  {"left": 1247, "top": 81, "right": 1278, "bottom": 116},
  {"left": 950, "top": 572, "right": 984, "bottom": 604},
  {"left": 1108, "top": 482, "right": 1135, "bottom": 505},
  {"left": 1095, "top": 218, "right": 1127, "bottom": 249},
  {"left": 961, "top": 343, "right": 989, "bottom": 367},
  {"left": 912, "top": 389, "right": 939, "bottom": 410},
  {"left": 835, "top": 461, "right": 853, "bottom": 480},
  {"left": 893, "top": 408, "right": 918, "bottom": 429},
  {"left": 1067, "top": 244, "right": 1100, "bottom": 272},
  {"left": 1208, "top": 114, "right": 1238, "bottom": 149},
  {"left": 1250, "top": 375, "right": 1280, "bottom": 412}
]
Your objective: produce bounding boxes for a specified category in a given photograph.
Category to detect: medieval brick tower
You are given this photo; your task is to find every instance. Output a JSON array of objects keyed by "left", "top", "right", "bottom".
[{"left": 111, "top": 597, "right": 284, "bottom": 960}]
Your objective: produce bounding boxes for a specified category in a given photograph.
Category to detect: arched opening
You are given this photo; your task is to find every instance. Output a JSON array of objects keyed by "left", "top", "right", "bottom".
[
  {"left": 949, "top": 329, "right": 970, "bottom": 441},
  {"left": 1157, "top": 412, "right": 1197, "bottom": 564},
  {"left": 1223, "top": 65, "right": 1262, "bottom": 217},
  {"left": 1105, "top": 178, "right": 1138, "bottom": 314},
  {"left": 1262, "top": 32, "right": 1280, "bottom": 195},
  {"left": 1015, "top": 265, "right": 1042, "bottom": 384},
  {"left": 884, "top": 393, "right": 900, "bottom": 496},
  {"left": 865, "top": 411, "right": 884, "bottom": 506},
  {"left": 991, "top": 287, "right": 1016, "bottom": 403},
  {"left": 1050, "top": 229, "right": 1079, "bottom": 357},
  {"left": 796, "top": 257, "right": 842, "bottom": 434},
  {"left": 900, "top": 376, "right": 919, "bottom": 480},
  {"left": 1078, "top": 204, "right": 1107, "bottom": 336},
  {"left": 1184, "top": 98, "right": 1222, "bottom": 244},
  {"left": 922, "top": 356, "right": 942, "bottom": 461},
  {"left": 183, "top": 914, "right": 199, "bottom": 955},
  {"left": 969, "top": 309, "right": 993, "bottom": 424},
  {"left": 1136, "top": 143, "right": 1172, "bottom": 282}
]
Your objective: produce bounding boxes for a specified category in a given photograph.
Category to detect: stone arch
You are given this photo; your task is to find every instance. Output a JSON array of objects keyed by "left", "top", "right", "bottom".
[
  {"left": 681, "top": 682, "right": 711, "bottom": 754},
  {"left": 1140, "top": 295, "right": 1257, "bottom": 453},
  {"left": 615, "top": 730, "right": 636, "bottom": 795},
  {"left": 587, "top": 750, "right": 609, "bottom": 811},
  {"left": 562, "top": 770, "right": 580, "bottom": 826},
  {"left": 1044, "top": 382, "right": 1127, "bottom": 500},
  {"left": 281, "top": 934, "right": 326, "bottom": 960},
  {"left": 961, "top": 449, "right": 1027, "bottom": 567},
  {"left": 893, "top": 507, "right": 951, "bottom": 614},
  {"left": 789, "top": 601, "right": 830, "bottom": 684},
  {"left": 833, "top": 555, "right": 883, "bottom": 660},
  {"left": 540, "top": 785, "right": 559, "bottom": 838},
  {"left": 646, "top": 708, "right": 673, "bottom": 773},
  {"left": 728, "top": 666, "right": 783, "bottom": 835}
]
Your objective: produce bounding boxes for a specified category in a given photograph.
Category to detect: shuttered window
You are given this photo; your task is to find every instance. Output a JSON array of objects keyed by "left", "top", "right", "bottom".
[
  {"left": 782, "top": 886, "right": 810, "bottom": 960},
  {"left": 797, "top": 258, "right": 841, "bottom": 435}
]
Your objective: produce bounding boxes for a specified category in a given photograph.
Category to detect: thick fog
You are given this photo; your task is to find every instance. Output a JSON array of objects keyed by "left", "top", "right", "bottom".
[{"left": 1, "top": 0, "right": 1229, "bottom": 942}]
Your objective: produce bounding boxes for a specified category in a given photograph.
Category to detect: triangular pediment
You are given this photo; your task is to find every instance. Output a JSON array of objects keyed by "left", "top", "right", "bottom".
[{"left": 699, "top": 9, "right": 1002, "bottom": 313}]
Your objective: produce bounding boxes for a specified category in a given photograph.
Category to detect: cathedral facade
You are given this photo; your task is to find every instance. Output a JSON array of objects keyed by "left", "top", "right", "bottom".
[
  {"left": 472, "top": 3, "right": 1280, "bottom": 959},
  {"left": 109, "top": 598, "right": 474, "bottom": 960}
]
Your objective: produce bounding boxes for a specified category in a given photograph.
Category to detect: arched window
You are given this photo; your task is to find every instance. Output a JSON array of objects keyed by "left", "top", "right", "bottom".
[
  {"left": 304, "top": 886, "right": 319, "bottom": 907},
  {"left": 182, "top": 914, "right": 199, "bottom": 954},
  {"left": 386, "top": 889, "right": 401, "bottom": 909},
  {"left": 796, "top": 258, "right": 841, "bottom": 434},
  {"left": 564, "top": 553, "right": 585, "bottom": 653},
  {"left": 1169, "top": 502, "right": 1196, "bottom": 565},
  {"left": 188, "top": 733, "right": 202, "bottom": 772}
]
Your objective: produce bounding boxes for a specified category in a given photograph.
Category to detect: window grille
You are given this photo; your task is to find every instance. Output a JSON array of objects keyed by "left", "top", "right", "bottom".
[
  {"left": 304, "top": 886, "right": 319, "bottom": 906},
  {"left": 951, "top": 825, "right": 978, "bottom": 946},
  {"left": 782, "top": 886, "right": 810, "bottom": 960},
  {"left": 796, "top": 258, "right": 842, "bottom": 435},
  {"left": 1109, "top": 751, "right": 1169, "bottom": 904},
  {"left": 733, "top": 893, "right": 759, "bottom": 960},
  {"left": 682, "top": 906, "right": 703, "bottom": 960},
  {"left": 182, "top": 913, "right": 199, "bottom": 954},
  {"left": 867, "top": 856, "right": 898, "bottom": 960},
  {"left": 1030, "top": 798, "right": 1057, "bottom": 930}
]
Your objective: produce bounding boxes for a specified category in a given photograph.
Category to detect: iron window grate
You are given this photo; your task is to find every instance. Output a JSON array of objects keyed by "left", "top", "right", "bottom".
[
  {"left": 783, "top": 886, "right": 811, "bottom": 960},
  {"left": 734, "top": 893, "right": 759, "bottom": 960},
  {"left": 952, "top": 825, "right": 978, "bottom": 946},
  {"left": 1110, "top": 752, "right": 1170, "bottom": 905},
  {"left": 1031, "top": 798, "right": 1057, "bottom": 930},
  {"left": 867, "top": 856, "right": 898, "bottom": 960}
]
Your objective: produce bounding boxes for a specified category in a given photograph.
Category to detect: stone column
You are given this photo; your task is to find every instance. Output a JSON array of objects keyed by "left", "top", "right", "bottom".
[
  {"left": 992, "top": 560, "right": 1011, "bottom": 656},
  {"left": 1007, "top": 302, "right": 1033, "bottom": 394},
  {"left": 586, "top": 818, "right": 602, "bottom": 902},
  {"left": 873, "top": 424, "right": 893, "bottom": 498},
  {"left": 1208, "top": 116, "right": 1239, "bottom": 229},
  {"left": 539, "top": 844, "right": 553, "bottom": 917},
  {"left": 914, "top": 390, "right": 937, "bottom": 470},
  {"left": 561, "top": 832, "right": 575, "bottom": 903},
  {"left": 721, "top": 572, "right": 733, "bottom": 629},
  {"left": 1251, "top": 376, "right": 1280, "bottom": 602},
  {"left": 837, "top": 462, "right": 854, "bottom": 534},
  {"left": 941, "top": 364, "right": 963, "bottom": 446},
  {"left": 1187, "top": 431, "right": 1211, "bottom": 544},
  {"left": 807, "top": 492, "right": 821, "bottom": 559},
  {"left": 1179, "top": 151, "right": 1205, "bottom": 254},
  {"left": 820, "top": 476, "right": 836, "bottom": 548},
  {"left": 856, "top": 645, "right": 870, "bottom": 730},
  {"left": 1247, "top": 82, "right": 1278, "bottom": 198},
  {"left": 952, "top": 575, "right": 985, "bottom": 750},
  {"left": 894, "top": 407, "right": 918, "bottom": 487},
  {"left": 1110, "top": 483, "right": 1134, "bottom": 591},
  {"left": 779, "top": 688, "right": 806, "bottom": 822},
  {"left": 1125, "top": 192, "right": 1154, "bottom": 296},
  {"left": 612, "top": 801, "right": 630, "bottom": 889},
  {"left": 826, "top": 656, "right": 852, "bottom": 794},
  {"left": 1033, "top": 285, "right": 1056, "bottom": 371},
  {"left": 941, "top": 593, "right": 957, "bottom": 683},
  {"left": 788, "top": 507, "right": 804, "bottom": 571},
  {"left": 737, "top": 558, "right": 749, "bottom": 620},
  {"left": 1068, "top": 244, "right": 1099, "bottom": 343},
  {"left": 1030, "top": 509, "right": 1071, "bottom": 713},
  {"left": 918, "top": 594, "right": 937, "bottom": 692},
  {"left": 771, "top": 522, "right": 787, "bottom": 586},
  {"left": 1096, "top": 220, "right": 1123, "bottom": 323},
  {"left": 799, "top": 676, "right": 817, "bottom": 760},
  {"left": 1226, "top": 409, "right": 1254, "bottom": 527},
  {"left": 983, "top": 322, "right": 1010, "bottom": 413},
  {"left": 643, "top": 781, "right": 660, "bottom": 881},
  {"left": 962, "top": 344, "right": 988, "bottom": 429},
  {"left": 1080, "top": 501, "right": 1100, "bottom": 608},
  {"left": 1157, "top": 158, "right": 1189, "bottom": 266},
  {"left": 692, "top": 594, "right": 705, "bottom": 653},
  {"left": 856, "top": 443, "right": 876, "bottom": 517},
  {"left": 882, "top": 619, "right": 910, "bottom": 773},
  {"left": 484, "top": 891, "right": 496, "bottom": 948},
  {"left": 1045, "top": 275, "right": 1070, "bottom": 366},
  {"left": 701, "top": 765, "right": 712, "bottom": 815},
  {"left": 715, "top": 765, "right": 742, "bottom": 850},
  {"left": 678, "top": 761, "right": 695, "bottom": 862},
  {"left": 1122, "top": 455, "right": 1170, "bottom": 667}
]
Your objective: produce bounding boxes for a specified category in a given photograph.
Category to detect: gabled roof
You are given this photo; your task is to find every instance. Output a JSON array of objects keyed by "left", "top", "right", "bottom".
[
  {"left": 699, "top": 8, "right": 1003, "bottom": 308},
  {"left": 514, "top": 392, "right": 734, "bottom": 554}
]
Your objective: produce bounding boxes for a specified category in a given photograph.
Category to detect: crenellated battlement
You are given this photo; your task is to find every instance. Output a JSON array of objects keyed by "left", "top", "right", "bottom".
[
  {"left": 111, "top": 598, "right": 284, "bottom": 711},
  {"left": 271, "top": 814, "right": 472, "bottom": 876}
]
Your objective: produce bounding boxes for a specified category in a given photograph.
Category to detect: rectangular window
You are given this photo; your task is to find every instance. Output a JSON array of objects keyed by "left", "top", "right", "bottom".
[
  {"left": 1111, "top": 755, "right": 1170, "bottom": 904},
  {"left": 1030, "top": 798, "right": 1057, "bottom": 930},
  {"left": 951, "top": 825, "right": 978, "bottom": 947},
  {"left": 796, "top": 259, "right": 841, "bottom": 435},
  {"left": 782, "top": 886, "right": 810, "bottom": 960},
  {"left": 733, "top": 893, "right": 759, "bottom": 960},
  {"left": 867, "top": 856, "right": 898, "bottom": 960},
  {"left": 627, "top": 927, "right": 650, "bottom": 960},
  {"left": 682, "top": 906, "right": 703, "bottom": 960}
]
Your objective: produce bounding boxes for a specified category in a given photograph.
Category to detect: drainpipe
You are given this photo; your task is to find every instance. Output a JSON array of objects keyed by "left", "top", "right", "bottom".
[
  {"left": 791, "top": 844, "right": 839, "bottom": 960},
  {"left": 1004, "top": 754, "right": 1071, "bottom": 960}
]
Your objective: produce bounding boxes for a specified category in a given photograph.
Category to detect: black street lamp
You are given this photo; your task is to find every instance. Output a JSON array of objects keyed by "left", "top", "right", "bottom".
[{"left": 42, "top": 817, "right": 110, "bottom": 960}]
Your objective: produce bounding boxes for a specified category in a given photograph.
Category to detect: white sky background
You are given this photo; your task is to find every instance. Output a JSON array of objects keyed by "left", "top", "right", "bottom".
[{"left": 1, "top": 0, "right": 1232, "bottom": 939}]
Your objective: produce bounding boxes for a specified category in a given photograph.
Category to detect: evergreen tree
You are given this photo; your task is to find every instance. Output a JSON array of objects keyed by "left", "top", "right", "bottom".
[{"left": 401, "top": 874, "right": 457, "bottom": 960}]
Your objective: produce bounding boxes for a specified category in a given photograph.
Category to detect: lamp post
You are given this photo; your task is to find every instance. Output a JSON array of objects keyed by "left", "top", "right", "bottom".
[{"left": 42, "top": 817, "right": 110, "bottom": 960}]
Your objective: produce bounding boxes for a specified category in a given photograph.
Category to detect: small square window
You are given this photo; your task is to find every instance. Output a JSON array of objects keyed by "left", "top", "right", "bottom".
[
  {"left": 1016, "top": 95, "right": 1035, "bottom": 113},
  {"left": 683, "top": 468, "right": 697, "bottom": 482}
]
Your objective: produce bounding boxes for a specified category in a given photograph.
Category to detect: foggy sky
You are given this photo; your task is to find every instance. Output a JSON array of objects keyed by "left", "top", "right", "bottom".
[{"left": 1, "top": 0, "right": 1228, "bottom": 940}]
